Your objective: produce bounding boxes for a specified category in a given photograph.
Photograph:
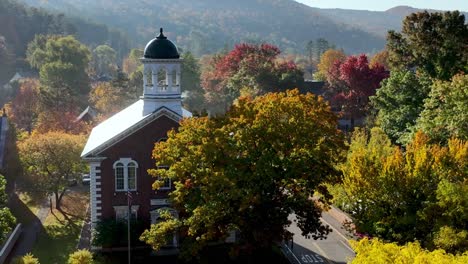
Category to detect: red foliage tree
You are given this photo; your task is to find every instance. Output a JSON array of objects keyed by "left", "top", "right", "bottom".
[
  {"left": 201, "top": 43, "right": 303, "bottom": 113},
  {"left": 326, "top": 54, "right": 388, "bottom": 127}
]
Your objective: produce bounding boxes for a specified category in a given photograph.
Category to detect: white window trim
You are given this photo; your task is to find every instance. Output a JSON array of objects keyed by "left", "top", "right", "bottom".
[
  {"left": 114, "top": 205, "right": 140, "bottom": 220},
  {"left": 113, "top": 158, "right": 138, "bottom": 192}
]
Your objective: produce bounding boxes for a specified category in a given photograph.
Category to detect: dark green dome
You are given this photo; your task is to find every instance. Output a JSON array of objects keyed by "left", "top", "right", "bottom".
[{"left": 143, "top": 28, "right": 180, "bottom": 59}]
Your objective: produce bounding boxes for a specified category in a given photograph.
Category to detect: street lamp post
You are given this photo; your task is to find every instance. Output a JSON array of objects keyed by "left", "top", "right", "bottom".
[{"left": 127, "top": 190, "right": 132, "bottom": 264}]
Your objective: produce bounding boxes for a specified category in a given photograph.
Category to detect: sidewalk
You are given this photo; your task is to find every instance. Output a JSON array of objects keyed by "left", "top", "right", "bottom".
[{"left": 77, "top": 205, "right": 91, "bottom": 250}]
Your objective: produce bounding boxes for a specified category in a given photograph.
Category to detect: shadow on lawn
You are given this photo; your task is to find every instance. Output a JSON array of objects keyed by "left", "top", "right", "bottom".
[
  {"left": 33, "top": 221, "right": 82, "bottom": 263},
  {"left": 8, "top": 192, "right": 42, "bottom": 226},
  {"left": 6, "top": 193, "right": 45, "bottom": 262}
]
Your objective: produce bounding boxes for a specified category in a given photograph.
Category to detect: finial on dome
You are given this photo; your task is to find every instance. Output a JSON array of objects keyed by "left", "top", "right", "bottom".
[{"left": 157, "top": 28, "right": 167, "bottom": 39}]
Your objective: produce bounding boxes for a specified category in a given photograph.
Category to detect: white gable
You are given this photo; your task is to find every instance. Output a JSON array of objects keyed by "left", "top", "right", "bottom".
[{"left": 81, "top": 99, "right": 191, "bottom": 158}]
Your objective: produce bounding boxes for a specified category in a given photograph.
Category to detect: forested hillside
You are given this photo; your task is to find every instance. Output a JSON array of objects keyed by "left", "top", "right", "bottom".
[
  {"left": 0, "top": 0, "right": 130, "bottom": 64},
  {"left": 20, "top": 0, "right": 386, "bottom": 56}
]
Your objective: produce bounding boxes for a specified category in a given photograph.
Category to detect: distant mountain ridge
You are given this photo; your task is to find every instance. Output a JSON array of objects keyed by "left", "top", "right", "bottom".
[
  {"left": 314, "top": 5, "right": 468, "bottom": 37},
  {"left": 20, "top": 0, "right": 386, "bottom": 55},
  {"left": 18, "top": 0, "right": 468, "bottom": 56}
]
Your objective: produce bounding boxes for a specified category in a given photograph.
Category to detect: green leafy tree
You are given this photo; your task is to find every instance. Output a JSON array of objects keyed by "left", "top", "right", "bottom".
[
  {"left": 68, "top": 249, "right": 94, "bottom": 264},
  {"left": 93, "top": 219, "right": 145, "bottom": 248},
  {"left": 387, "top": 11, "right": 468, "bottom": 80},
  {"left": 92, "top": 45, "right": 117, "bottom": 77},
  {"left": 26, "top": 35, "right": 91, "bottom": 110},
  {"left": 181, "top": 52, "right": 205, "bottom": 112},
  {"left": 0, "top": 174, "right": 16, "bottom": 244},
  {"left": 18, "top": 132, "right": 86, "bottom": 210},
  {"left": 370, "top": 70, "right": 431, "bottom": 144},
  {"left": 0, "top": 35, "right": 15, "bottom": 85},
  {"left": 141, "top": 90, "right": 345, "bottom": 257},
  {"left": 315, "top": 38, "right": 333, "bottom": 61},
  {"left": 305, "top": 40, "right": 315, "bottom": 65},
  {"left": 416, "top": 74, "right": 468, "bottom": 143},
  {"left": 342, "top": 129, "right": 468, "bottom": 253}
]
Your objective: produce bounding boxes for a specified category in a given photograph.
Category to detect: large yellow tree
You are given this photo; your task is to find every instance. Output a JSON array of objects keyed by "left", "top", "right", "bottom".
[
  {"left": 19, "top": 132, "right": 86, "bottom": 210},
  {"left": 141, "top": 89, "right": 345, "bottom": 257}
]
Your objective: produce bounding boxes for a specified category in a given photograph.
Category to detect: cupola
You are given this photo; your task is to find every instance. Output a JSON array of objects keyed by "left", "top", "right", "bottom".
[{"left": 140, "top": 28, "right": 183, "bottom": 116}]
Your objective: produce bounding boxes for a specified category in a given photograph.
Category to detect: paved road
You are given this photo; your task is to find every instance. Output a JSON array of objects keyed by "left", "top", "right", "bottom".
[{"left": 284, "top": 210, "right": 355, "bottom": 264}]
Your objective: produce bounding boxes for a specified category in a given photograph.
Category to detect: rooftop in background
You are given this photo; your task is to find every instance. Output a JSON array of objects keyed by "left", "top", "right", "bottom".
[{"left": 76, "top": 106, "right": 97, "bottom": 123}]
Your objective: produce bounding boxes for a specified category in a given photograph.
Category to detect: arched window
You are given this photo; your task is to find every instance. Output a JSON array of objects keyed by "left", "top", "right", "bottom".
[{"left": 113, "top": 158, "right": 138, "bottom": 191}]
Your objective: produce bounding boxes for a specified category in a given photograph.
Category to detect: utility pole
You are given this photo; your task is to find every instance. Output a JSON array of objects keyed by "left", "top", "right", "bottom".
[{"left": 127, "top": 190, "right": 132, "bottom": 264}]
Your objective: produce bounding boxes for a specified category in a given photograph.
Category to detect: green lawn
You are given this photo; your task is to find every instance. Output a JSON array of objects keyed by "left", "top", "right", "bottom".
[
  {"left": 33, "top": 223, "right": 83, "bottom": 263},
  {"left": 17, "top": 192, "right": 40, "bottom": 215}
]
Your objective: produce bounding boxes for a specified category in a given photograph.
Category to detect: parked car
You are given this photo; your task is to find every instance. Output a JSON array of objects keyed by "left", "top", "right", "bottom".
[
  {"left": 82, "top": 173, "right": 90, "bottom": 185},
  {"left": 68, "top": 178, "right": 78, "bottom": 187}
]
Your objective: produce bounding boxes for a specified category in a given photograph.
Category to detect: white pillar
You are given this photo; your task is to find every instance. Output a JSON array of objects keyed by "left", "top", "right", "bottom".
[
  {"left": 142, "top": 66, "right": 148, "bottom": 88},
  {"left": 89, "top": 161, "right": 102, "bottom": 227}
]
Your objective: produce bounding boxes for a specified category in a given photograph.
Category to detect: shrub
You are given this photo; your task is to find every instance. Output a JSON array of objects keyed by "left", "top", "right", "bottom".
[
  {"left": 350, "top": 238, "right": 468, "bottom": 264},
  {"left": 68, "top": 249, "right": 94, "bottom": 264},
  {"left": 12, "top": 253, "right": 40, "bottom": 264}
]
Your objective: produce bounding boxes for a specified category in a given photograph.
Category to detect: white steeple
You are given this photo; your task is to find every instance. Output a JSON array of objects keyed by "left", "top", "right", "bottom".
[{"left": 140, "top": 28, "right": 183, "bottom": 116}]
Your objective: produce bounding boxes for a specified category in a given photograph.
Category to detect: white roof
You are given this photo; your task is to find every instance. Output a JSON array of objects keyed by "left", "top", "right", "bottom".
[{"left": 81, "top": 99, "right": 191, "bottom": 158}]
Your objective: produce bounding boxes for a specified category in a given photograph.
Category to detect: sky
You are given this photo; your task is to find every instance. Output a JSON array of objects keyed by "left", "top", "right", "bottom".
[{"left": 295, "top": 0, "right": 468, "bottom": 12}]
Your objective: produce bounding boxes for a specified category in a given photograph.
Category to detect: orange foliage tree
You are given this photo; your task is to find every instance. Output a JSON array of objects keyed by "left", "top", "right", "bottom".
[{"left": 4, "top": 78, "right": 40, "bottom": 133}]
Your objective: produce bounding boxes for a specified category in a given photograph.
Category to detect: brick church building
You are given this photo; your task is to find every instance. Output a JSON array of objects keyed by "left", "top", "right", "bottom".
[{"left": 81, "top": 29, "right": 191, "bottom": 248}]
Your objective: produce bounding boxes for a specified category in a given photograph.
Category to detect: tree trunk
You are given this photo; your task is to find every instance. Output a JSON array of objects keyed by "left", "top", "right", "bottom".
[
  {"left": 54, "top": 191, "right": 59, "bottom": 210},
  {"left": 55, "top": 188, "right": 67, "bottom": 210}
]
